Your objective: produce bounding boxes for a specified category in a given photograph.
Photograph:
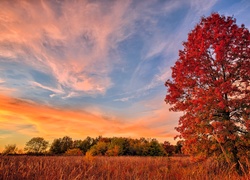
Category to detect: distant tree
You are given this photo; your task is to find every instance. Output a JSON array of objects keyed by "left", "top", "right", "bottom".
[
  {"left": 24, "top": 137, "right": 49, "bottom": 154},
  {"left": 78, "top": 137, "right": 97, "bottom": 155},
  {"left": 130, "top": 142, "right": 142, "bottom": 156},
  {"left": 50, "top": 138, "right": 62, "bottom": 154},
  {"left": 73, "top": 140, "right": 83, "bottom": 149},
  {"left": 60, "top": 136, "right": 73, "bottom": 153},
  {"left": 148, "top": 139, "right": 167, "bottom": 156},
  {"left": 2, "top": 144, "right": 18, "bottom": 155},
  {"left": 107, "top": 137, "right": 130, "bottom": 156},
  {"left": 105, "top": 145, "right": 120, "bottom": 156},
  {"left": 98, "top": 136, "right": 112, "bottom": 143},
  {"left": 128, "top": 138, "right": 166, "bottom": 156},
  {"left": 174, "top": 140, "right": 183, "bottom": 154},
  {"left": 165, "top": 13, "right": 250, "bottom": 174},
  {"left": 132, "top": 138, "right": 149, "bottom": 156},
  {"left": 88, "top": 141, "right": 108, "bottom": 156},
  {"left": 48, "top": 136, "right": 176, "bottom": 157},
  {"left": 50, "top": 136, "right": 73, "bottom": 154},
  {"left": 162, "top": 141, "right": 175, "bottom": 156}
]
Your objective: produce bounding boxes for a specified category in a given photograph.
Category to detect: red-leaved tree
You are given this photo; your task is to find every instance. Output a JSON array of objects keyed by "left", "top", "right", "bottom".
[{"left": 165, "top": 13, "right": 250, "bottom": 174}]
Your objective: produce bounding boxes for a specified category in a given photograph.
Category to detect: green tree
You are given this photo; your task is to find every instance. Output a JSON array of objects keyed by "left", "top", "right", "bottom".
[
  {"left": 165, "top": 13, "right": 250, "bottom": 174},
  {"left": 78, "top": 137, "right": 97, "bottom": 155},
  {"left": 50, "top": 136, "right": 73, "bottom": 154},
  {"left": 61, "top": 136, "right": 73, "bottom": 153},
  {"left": 107, "top": 137, "right": 130, "bottom": 156},
  {"left": 50, "top": 138, "right": 62, "bottom": 154},
  {"left": 2, "top": 144, "right": 18, "bottom": 155},
  {"left": 148, "top": 139, "right": 167, "bottom": 156},
  {"left": 88, "top": 141, "right": 108, "bottom": 156},
  {"left": 24, "top": 137, "right": 49, "bottom": 154}
]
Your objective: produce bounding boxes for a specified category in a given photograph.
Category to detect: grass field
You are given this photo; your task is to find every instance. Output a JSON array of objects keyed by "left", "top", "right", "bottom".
[{"left": 0, "top": 156, "right": 249, "bottom": 180}]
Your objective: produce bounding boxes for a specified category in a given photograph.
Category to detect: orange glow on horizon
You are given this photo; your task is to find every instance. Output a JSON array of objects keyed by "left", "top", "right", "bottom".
[{"left": 0, "top": 94, "right": 178, "bottom": 151}]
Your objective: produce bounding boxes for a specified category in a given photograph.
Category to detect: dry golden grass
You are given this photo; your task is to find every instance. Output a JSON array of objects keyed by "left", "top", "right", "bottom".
[{"left": 0, "top": 156, "right": 249, "bottom": 180}]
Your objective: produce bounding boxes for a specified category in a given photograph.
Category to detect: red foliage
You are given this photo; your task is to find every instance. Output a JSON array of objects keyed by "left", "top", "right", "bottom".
[{"left": 165, "top": 13, "right": 250, "bottom": 166}]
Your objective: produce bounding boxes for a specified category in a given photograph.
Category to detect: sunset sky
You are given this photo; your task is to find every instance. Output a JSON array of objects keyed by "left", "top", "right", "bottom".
[{"left": 1, "top": 0, "right": 250, "bottom": 151}]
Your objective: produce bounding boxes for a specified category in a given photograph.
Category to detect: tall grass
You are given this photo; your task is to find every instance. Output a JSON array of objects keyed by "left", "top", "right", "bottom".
[{"left": 0, "top": 156, "right": 249, "bottom": 180}]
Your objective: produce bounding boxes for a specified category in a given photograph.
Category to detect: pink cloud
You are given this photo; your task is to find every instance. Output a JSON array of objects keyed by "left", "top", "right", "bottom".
[{"left": 0, "top": 0, "right": 135, "bottom": 97}]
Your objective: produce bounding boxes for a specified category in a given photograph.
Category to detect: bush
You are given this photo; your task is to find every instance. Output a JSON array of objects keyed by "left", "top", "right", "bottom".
[{"left": 64, "top": 148, "right": 83, "bottom": 156}]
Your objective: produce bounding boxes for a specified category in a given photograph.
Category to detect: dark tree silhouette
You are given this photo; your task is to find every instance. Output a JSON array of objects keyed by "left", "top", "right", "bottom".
[
  {"left": 50, "top": 136, "right": 73, "bottom": 154},
  {"left": 2, "top": 144, "right": 18, "bottom": 155}
]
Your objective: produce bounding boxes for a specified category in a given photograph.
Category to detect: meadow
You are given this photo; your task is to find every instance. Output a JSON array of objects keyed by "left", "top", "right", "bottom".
[{"left": 1, "top": 156, "right": 249, "bottom": 180}]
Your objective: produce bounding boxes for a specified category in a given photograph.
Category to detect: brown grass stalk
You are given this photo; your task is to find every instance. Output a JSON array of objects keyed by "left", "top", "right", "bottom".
[{"left": 0, "top": 156, "right": 248, "bottom": 180}]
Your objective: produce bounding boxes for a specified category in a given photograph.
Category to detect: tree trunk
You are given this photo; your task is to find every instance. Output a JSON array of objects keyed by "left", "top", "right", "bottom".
[
  {"left": 223, "top": 111, "right": 243, "bottom": 175},
  {"left": 232, "top": 143, "right": 242, "bottom": 176}
]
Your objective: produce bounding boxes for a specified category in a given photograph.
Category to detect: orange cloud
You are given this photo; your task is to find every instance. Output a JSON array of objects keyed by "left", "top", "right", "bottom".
[{"left": 0, "top": 94, "right": 179, "bottom": 150}]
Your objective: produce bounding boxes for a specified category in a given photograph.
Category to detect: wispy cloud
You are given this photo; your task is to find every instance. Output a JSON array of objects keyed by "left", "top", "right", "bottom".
[
  {"left": 0, "top": 0, "right": 138, "bottom": 98},
  {"left": 114, "top": 96, "right": 135, "bottom": 102},
  {"left": 121, "top": 0, "right": 217, "bottom": 103},
  {"left": 30, "top": 81, "right": 64, "bottom": 96}
]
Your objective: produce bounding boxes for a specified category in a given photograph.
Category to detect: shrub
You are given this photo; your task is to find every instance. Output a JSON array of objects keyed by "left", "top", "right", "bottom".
[{"left": 64, "top": 148, "right": 83, "bottom": 156}]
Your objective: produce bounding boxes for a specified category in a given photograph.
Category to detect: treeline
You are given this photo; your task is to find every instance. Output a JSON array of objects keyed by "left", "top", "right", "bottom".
[{"left": 2, "top": 136, "right": 183, "bottom": 156}]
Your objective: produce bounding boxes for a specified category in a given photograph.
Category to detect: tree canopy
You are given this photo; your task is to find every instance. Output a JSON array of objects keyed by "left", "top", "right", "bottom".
[
  {"left": 50, "top": 136, "right": 73, "bottom": 154},
  {"left": 47, "top": 136, "right": 175, "bottom": 156},
  {"left": 4, "top": 136, "right": 180, "bottom": 157},
  {"left": 165, "top": 13, "right": 250, "bottom": 174},
  {"left": 24, "top": 137, "right": 49, "bottom": 154},
  {"left": 2, "top": 144, "right": 18, "bottom": 155}
]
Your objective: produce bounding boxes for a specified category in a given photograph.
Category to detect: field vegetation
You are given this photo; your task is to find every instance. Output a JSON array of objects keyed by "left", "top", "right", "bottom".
[{"left": 1, "top": 155, "right": 249, "bottom": 180}]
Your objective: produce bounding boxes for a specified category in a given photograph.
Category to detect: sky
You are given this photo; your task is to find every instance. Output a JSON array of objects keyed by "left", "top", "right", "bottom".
[{"left": 1, "top": 0, "right": 250, "bottom": 151}]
